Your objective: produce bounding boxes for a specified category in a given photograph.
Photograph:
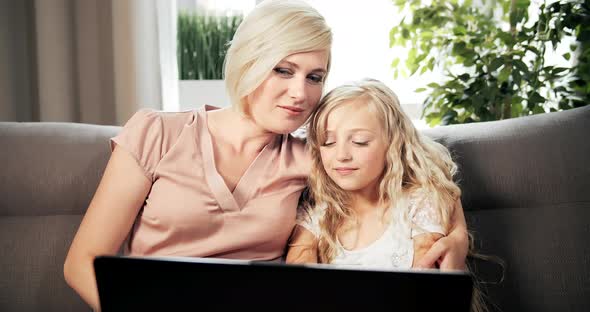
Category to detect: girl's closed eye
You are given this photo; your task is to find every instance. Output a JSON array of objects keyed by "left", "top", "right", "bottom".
[
  {"left": 322, "top": 141, "right": 335, "bottom": 147},
  {"left": 352, "top": 136, "right": 371, "bottom": 146}
]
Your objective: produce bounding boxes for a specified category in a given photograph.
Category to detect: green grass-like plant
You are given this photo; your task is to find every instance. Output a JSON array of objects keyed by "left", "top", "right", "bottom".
[{"left": 178, "top": 12, "right": 242, "bottom": 80}]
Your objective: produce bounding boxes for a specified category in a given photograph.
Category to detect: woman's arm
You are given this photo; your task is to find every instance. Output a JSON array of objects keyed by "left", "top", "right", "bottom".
[
  {"left": 411, "top": 233, "right": 444, "bottom": 268},
  {"left": 285, "top": 225, "right": 319, "bottom": 264},
  {"left": 414, "top": 199, "right": 469, "bottom": 270},
  {"left": 63, "top": 146, "right": 151, "bottom": 310}
]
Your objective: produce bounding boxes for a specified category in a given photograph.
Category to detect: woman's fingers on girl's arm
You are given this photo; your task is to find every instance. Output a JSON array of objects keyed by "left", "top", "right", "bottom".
[
  {"left": 414, "top": 238, "right": 448, "bottom": 269},
  {"left": 416, "top": 234, "right": 468, "bottom": 271},
  {"left": 412, "top": 233, "right": 444, "bottom": 268}
]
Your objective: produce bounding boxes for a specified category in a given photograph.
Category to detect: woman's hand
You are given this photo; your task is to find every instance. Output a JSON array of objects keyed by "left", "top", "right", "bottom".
[
  {"left": 412, "top": 233, "right": 444, "bottom": 268},
  {"left": 414, "top": 200, "right": 469, "bottom": 270}
]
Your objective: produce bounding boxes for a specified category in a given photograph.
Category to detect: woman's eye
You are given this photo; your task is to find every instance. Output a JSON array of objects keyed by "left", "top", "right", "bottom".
[
  {"left": 353, "top": 141, "right": 369, "bottom": 146},
  {"left": 273, "top": 67, "right": 292, "bottom": 76},
  {"left": 307, "top": 74, "right": 324, "bottom": 84},
  {"left": 322, "top": 142, "right": 335, "bottom": 147}
]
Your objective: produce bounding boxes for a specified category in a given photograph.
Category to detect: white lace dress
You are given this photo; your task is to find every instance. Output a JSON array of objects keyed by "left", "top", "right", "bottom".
[{"left": 297, "top": 193, "right": 446, "bottom": 269}]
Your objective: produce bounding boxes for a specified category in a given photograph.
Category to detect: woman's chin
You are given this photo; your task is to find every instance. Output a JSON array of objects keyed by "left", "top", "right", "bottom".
[{"left": 269, "top": 123, "right": 304, "bottom": 135}]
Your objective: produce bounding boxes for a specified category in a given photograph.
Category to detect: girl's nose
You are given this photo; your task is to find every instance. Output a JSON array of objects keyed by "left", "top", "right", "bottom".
[{"left": 336, "top": 143, "right": 352, "bottom": 162}]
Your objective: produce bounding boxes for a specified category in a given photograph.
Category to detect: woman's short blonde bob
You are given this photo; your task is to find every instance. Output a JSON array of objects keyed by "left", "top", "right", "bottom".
[{"left": 223, "top": 0, "right": 332, "bottom": 115}]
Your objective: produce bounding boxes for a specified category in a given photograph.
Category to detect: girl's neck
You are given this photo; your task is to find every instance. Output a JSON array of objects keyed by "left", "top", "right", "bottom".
[
  {"left": 207, "top": 107, "right": 278, "bottom": 153},
  {"left": 349, "top": 186, "right": 385, "bottom": 218}
]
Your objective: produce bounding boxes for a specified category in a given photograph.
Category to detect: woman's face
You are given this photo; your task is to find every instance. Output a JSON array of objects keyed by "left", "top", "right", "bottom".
[
  {"left": 247, "top": 50, "right": 329, "bottom": 134},
  {"left": 319, "top": 100, "right": 388, "bottom": 198}
]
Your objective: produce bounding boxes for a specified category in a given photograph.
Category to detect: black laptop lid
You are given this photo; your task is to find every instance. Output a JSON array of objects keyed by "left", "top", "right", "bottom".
[{"left": 94, "top": 255, "right": 472, "bottom": 311}]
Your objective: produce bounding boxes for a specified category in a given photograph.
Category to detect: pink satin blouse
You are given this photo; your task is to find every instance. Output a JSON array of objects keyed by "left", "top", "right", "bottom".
[{"left": 110, "top": 105, "right": 310, "bottom": 260}]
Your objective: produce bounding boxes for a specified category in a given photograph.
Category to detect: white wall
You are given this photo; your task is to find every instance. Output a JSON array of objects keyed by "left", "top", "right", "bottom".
[{"left": 179, "top": 80, "right": 230, "bottom": 110}]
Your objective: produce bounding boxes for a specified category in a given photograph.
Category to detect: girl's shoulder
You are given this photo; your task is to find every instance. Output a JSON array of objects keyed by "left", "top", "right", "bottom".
[
  {"left": 406, "top": 187, "right": 432, "bottom": 206},
  {"left": 296, "top": 202, "right": 327, "bottom": 237},
  {"left": 404, "top": 187, "right": 446, "bottom": 236}
]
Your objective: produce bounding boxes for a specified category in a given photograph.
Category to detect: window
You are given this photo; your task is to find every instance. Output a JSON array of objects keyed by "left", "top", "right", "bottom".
[
  {"left": 177, "top": 0, "right": 255, "bottom": 15},
  {"left": 308, "top": 0, "right": 434, "bottom": 128}
]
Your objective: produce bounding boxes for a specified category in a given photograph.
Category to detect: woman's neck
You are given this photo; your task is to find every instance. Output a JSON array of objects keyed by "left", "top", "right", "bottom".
[{"left": 207, "top": 107, "right": 278, "bottom": 153}]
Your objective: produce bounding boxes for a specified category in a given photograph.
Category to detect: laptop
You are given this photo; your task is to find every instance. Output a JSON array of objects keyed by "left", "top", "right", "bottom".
[{"left": 94, "top": 255, "right": 473, "bottom": 311}]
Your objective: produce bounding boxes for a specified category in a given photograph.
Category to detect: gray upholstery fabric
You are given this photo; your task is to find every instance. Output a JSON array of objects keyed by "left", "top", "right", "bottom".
[
  {"left": 0, "top": 122, "right": 118, "bottom": 312},
  {"left": 423, "top": 106, "right": 590, "bottom": 311},
  {"left": 0, "top": 123, "right": 119, "bottom": 217},
  {"left": 423, "top": 106, "right": 590, "bottom": 211},
  {"left": 0, "top": 215, "right": 87, "bottom": 311},
  {"left": 0, "top": 106, "right": 588, "bottom": 311}
]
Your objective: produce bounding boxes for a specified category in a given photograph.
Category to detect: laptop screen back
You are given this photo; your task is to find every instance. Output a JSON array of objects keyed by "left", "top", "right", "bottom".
[{"left": 94, "top": 255, "right": 473, "bottom": 311}]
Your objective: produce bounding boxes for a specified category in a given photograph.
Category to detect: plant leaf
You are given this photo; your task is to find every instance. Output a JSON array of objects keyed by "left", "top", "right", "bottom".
[{"left": 498, "top": 66, "right": 511, "bottom": 83}]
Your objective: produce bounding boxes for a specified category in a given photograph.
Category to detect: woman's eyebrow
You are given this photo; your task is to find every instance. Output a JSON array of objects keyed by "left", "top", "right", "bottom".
[{"left": 279, "top": 60, "right": 327, "bottom": 74}]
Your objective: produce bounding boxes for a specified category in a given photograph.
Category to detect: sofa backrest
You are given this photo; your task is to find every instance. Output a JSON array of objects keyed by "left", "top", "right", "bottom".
[
  {"left": 0, "top": 122, "right": 119, "bottom": 311},
  {"left": 423, "top": 105, "right": 590, "bottom": 311},
  {"left": 0, "top": 106, "right": 588, "bottom": 311}
]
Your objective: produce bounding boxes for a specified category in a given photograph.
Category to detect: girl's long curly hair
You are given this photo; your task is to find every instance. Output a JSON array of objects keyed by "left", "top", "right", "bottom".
[
  {"left": 304, "top": 78, "right": 497, "bottom": 312},
  {"left": 306, "top": 78, "right": 461, "bottom": 263}
]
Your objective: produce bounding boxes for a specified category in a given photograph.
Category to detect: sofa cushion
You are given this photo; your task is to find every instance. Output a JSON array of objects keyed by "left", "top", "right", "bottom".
[
  {"left": 423, "top": 106, "right": 590, "bottom": 311},
  {"left": 0, "top": 122, "right": 119, "bottom": 216},
  {"left": 467, "top": 202, "right": 590, "bottom": 311},
  {"left": 0, "top": 122, "right": 118, "bottom": 311},
  {"left": 0, "top": 215, "right": 89, "bottom": 311},
  {"left": 423, "top": 105, "right": 590, "bottom": 211}
]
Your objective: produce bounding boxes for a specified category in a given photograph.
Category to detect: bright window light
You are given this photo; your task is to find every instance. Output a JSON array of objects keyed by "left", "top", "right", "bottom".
[{"left": 308, "top": 0, "right": 435, "bottom": 128}]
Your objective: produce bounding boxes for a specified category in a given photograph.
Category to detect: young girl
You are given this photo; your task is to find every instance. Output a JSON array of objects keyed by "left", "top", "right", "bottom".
[
  {"left": 286, "top": 78, "right": 488, "bottom": 311},
  {"left": 286, "top": 78, "right": 462, "bottom": 268}
]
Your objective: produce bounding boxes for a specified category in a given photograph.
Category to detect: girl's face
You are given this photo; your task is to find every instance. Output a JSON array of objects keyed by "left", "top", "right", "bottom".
[
  {"left": 319, "top": 100, "right": 388, "bottom": 198},
  {"left": 247, "top": 50, "right": 329, "bottom": 134}
]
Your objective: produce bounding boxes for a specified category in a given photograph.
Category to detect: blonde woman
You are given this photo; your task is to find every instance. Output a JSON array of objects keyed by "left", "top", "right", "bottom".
[{"left": 64, "top": 1, "right": 468, "bottom": 310}]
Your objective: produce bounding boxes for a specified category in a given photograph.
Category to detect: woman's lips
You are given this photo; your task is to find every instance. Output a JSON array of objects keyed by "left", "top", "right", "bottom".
[{"left": 278, "top": 105, "right": 305, "bottom": 116}]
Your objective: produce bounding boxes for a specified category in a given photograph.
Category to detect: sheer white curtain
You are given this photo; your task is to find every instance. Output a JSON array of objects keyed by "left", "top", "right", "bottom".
[
  {"left": 112, "top": 0, "right": 180, "bottom": 123},
  {"left": 157, "top": 1, "right": 180, "bottom": 112}
]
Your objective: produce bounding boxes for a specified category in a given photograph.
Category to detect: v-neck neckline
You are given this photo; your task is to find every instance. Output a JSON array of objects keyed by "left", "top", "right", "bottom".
[{"left": 197, "top": 106, "right": 277, "bottom": 212}]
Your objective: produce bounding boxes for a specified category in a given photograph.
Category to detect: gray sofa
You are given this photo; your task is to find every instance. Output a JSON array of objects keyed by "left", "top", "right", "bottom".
[{"left": 1, "top": 106, "right": 589, "bottom": 311}]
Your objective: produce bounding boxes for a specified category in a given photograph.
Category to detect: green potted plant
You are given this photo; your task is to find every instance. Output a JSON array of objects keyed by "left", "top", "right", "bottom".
[
  {"left": 389, "top": 0, "right": 589, "bottom": 126},
  {"left": 177, "top": 11, "right": 242, "bottom": 109}
]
